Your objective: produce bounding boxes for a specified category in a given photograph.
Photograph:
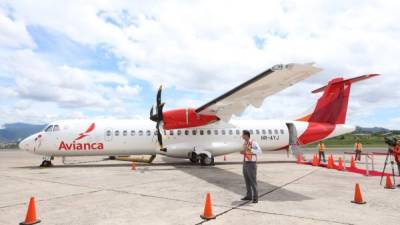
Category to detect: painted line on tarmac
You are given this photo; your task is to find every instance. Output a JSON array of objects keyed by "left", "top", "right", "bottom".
[{"left": 196, "top": 168, "right": 351, "bottom": 225}]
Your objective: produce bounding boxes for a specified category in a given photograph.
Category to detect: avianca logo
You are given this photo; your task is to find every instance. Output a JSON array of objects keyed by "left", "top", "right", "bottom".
[
  {"left": 59, "top": 122, "right": 104, "bottom": 151},
  {"left": 75, "top": 123, "right": 95, "bottom": 140}
]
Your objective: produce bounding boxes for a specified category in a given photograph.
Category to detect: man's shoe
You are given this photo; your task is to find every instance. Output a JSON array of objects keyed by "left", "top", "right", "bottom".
[
  {"left": 241, "top": 197, "right": 251, "bottom": 201},
  {"left": 252, "top": 199, "right": 258, "bottom": 203}
]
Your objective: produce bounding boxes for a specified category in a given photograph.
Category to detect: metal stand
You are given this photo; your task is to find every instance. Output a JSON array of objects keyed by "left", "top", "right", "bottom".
[{"left": 380, "top": 147, "right": 396, "bottom": 185}]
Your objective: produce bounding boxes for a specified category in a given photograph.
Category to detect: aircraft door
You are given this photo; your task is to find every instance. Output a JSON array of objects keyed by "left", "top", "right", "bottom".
[{"left": 286, "top": 123, "right": 299, "bottom": 156}]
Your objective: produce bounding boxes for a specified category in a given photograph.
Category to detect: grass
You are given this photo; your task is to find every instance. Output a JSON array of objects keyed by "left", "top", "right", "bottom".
[{"left": 306, "top": 133, "right": 388, "bottom": 148}]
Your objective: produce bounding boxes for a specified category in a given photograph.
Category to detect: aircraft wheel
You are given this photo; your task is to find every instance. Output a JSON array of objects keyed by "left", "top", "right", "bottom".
[
  {"left": 200, "top": 155, "right": 214, "bottom": 166},
  {"left": 189, "top": 152, "right": 198, "bottom": 164},
  {"left": 40, "top": 160, "right": 53, "bottom": 167}
]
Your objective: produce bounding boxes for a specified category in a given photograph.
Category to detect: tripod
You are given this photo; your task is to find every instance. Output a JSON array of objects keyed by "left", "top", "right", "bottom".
[{"left": 380, "top": 147, "right": 396, "bottom": 185}]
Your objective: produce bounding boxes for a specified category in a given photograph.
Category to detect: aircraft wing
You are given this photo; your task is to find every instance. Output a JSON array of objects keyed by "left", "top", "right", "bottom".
[{"left": 195, "top": 63, "right": 322, "bottom": 121}]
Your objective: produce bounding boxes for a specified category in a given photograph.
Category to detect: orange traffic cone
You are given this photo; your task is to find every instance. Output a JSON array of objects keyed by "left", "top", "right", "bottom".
[
  {"left": 350, "top": 156, "right": 356, "bottom": 169},
  {"left": 20, "top": 197, "right": 41, "bottom": 225},
  {"left": 385, "top": 175, "right": 395, "bottom": 189},
  {"left": 311, "top": 154, "right": 317, "bottom": 166},
  {"left": 337, "top": 157, "right": 344, "bottom": 171},
  {"left": 327, "top": 156, "right": 333, "bottom": 169},
  {"left": 351, "top": 183, "right": 366, "bottom": 204},
  {"left": 200, "top": 192, "right": 216, "bottom": 220},
  {"left": 296, "top": 153, "right": 302, "bottom": 164},
  {"left": 131, "top": 162, "right": 136, "bottom": 170},
  {"left": 331, "top": 155, "right": 336, "bottom": 167}
]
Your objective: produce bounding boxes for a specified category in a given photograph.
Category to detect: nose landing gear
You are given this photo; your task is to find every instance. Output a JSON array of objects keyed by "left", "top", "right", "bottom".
[{"left": 40, "top": 156, "right": 54, "bottom": 167}]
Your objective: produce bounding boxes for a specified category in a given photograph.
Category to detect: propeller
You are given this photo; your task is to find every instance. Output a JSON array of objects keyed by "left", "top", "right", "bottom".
[{"left": 150, "top": 85, "right": 166, "bottom": 151}]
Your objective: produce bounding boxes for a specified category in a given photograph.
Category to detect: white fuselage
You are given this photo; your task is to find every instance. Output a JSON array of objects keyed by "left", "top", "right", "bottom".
[{"left": 19, "top": 119, "right": 355, "bottom": 159}]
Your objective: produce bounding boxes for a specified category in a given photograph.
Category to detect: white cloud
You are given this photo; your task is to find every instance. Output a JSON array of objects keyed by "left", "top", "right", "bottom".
[
  {"left": 116, "top": 84, "right": 141, "bottom": 96},
  {"left": 0, "top": 6, "right": 35, "bottom": 49},
  {"left": 0, "top": 0, "right": 399, "bottom": 128}
]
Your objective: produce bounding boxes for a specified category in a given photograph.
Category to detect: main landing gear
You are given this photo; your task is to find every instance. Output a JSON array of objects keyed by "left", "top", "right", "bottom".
[
  {"left": 40, "top": 156, "right": 54, "bottom": 167},
  {"left": 189, "top": 152, "right": 215, "bottom": 166}
]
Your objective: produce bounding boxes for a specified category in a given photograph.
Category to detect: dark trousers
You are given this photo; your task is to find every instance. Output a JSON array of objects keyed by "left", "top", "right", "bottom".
[
  {"left": 243, "top": 162, "right": 258, "bottom": 200},
  {"left": 355, "top": 150, "right": 361, "bottom": 161},
  {"left": 319, "top": 151, "right": 326, "bottom": 162},
  {"left": 397, "top": 162, "right": 400, "bottom": 176}
]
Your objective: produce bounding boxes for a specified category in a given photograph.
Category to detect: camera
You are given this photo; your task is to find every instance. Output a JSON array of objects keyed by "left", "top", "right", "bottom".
[{"left": 384, "top": 136, "right": 398, "bottom": 147}]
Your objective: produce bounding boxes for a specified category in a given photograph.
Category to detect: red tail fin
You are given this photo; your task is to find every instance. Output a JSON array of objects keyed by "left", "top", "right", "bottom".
[{"left": 297, "top": 74, "right": 379, "bottom": 124}]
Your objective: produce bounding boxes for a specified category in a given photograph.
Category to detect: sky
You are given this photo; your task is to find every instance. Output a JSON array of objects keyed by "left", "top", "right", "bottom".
[{"left": 0, "top": 0, "right": 399, "bottom": 129}]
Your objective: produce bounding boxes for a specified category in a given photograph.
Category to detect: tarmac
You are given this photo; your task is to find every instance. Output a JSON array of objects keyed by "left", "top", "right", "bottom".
[{"left": 0, "top": 148, "right": 399, "bottom": 225}]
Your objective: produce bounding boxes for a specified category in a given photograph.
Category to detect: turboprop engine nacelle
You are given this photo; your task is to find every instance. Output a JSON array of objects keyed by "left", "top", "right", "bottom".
[{"left": 163, "top": 108, "right": 219, "bottom": 130}]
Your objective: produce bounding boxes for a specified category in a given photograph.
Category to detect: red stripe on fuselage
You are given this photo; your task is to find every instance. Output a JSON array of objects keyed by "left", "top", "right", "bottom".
[{"left": 298, "top": 122, "right": 335, "bottom": 145}]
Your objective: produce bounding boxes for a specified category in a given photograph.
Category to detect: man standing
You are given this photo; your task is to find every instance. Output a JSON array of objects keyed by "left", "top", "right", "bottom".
[
  {"left": 240, "top": 130, "right": 262, "bottom": 203},
  {"left": 354, "top": 139, "right": 363, "bottom": 161},
  {"left": 317, "top": 141, "right": 326, "bottom": 162}
]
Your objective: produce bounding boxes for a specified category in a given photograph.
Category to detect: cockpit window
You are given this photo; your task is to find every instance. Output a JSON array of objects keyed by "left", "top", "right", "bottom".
[
  {"left": 45, "top": 125, "right": 53, "bottom": 132},
  {"left": 53, "top": 125, "right": 60, "bottom": 132}
]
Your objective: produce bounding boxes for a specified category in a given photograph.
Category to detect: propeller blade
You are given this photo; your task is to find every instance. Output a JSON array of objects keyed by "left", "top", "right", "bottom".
[
  {"left": 156, "top": 85, "right": 162, "bottom": 107},
  {"left": 156, "top": 122, "right": 163, "bottom": 147},
  {"left": 158, "top": 102, "right": 165, "bottom": 121}
]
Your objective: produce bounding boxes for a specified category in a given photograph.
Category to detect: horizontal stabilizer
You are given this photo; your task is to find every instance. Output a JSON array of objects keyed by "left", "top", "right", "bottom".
[{"left": 311, "top": 74, "right": 379, "bottom": 94}]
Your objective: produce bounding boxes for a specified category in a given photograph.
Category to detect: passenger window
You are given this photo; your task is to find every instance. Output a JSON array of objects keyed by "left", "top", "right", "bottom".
[
  {"left": 106, "top": 130, "right": 112, "bottom": 136},
  {"left": 131, "top": 130, "right": 136, "bottom": 136},
  {"left": 177, "top": 130, "right": 182, "bottom": 135},
  {"left": 169, "top": 130, "right": 174, "bottom": 136},
  {"left": 268, "top": 129, "right": 272, "bottom": 135},
  {"left": 274, "top": 129, "right": 278, "bottom": 134},
  {"left": 221, "top": 130, "right": 226, "bottom": 135},
  {"left": 123, "top": 130, "right": 128, "bottom": 136},
  {"left": 185, "top": 130, "right": 189, "bottom": 135},
  {"left": 262, "top": 129, "right": 266, "bottom": 135},
  {"left": 229, "top": 130, "right": 233, "bottom": 135},
  {"left": 207, "top": 130, "right": 211, "bottom": 135},
  {"left": 115, "top": 130, "right": 120, "bottom": 136},
  {"left": 146, "top": 130, "right": 151, "bottom": 136},
  {"left": 256, "top": 130, "right": 260, "bottom": 135},
  {"left": 192, "top": 130, "right": 197, "bottom": 135},
  {"left": 53, "top": 125, "right": 60, "bottom": 132},
  {"left": 45, "top": 125, "right": 53, "bottom": 132},
  {"left": 236, "top": 130, "right": 240, "bottom": 135},
  {"left": 138, "top": 130, "right": 143, "bottom": 136},
  {"left": 200, "top": 130, "right": 204, "bottom": 135},
  {"left": 280, "top": 129, "right": 284, "bottom": 134},
  {"left": 214, "top": 130, "right": 219, "bottom": 135}
]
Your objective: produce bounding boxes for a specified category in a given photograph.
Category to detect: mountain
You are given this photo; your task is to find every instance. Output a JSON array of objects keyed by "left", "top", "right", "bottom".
[
  {"left": 354, "top": 126, "right": 392, "bottom": 134},
  {"left": 0, "top": 123, "right": 46, "bottom": 143}
]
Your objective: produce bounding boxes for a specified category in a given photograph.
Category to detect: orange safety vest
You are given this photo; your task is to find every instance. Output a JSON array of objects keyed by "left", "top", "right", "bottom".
[
  {"left": 318, "top": 143, "right": 325, "bottom": 152},
  {"left": 354, "top": 143, "right": 362, "bottom": 151},
  {"left": 394, "top": 146, "right": 400, "bottom": 163},
  {"left": 243, "top": 141, "right": 256, "bottom": 162}
]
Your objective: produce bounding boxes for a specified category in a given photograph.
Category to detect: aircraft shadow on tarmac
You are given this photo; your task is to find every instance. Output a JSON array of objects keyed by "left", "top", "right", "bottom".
[
  {"left": 13, "top": 157, "right": 311, "bottom": 203},
  {"left": 160, "top": 157, "right": 312, "bottom": 204}
]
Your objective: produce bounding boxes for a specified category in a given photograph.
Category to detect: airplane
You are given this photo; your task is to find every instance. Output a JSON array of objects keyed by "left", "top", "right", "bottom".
[{"left": 18, "top": 63, "right": 379, "bottom": 167}]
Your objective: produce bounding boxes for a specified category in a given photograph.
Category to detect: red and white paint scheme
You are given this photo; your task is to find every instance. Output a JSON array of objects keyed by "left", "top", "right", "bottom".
[{"left": 19, "top": 63, "right": 378, "bottom": 166}]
